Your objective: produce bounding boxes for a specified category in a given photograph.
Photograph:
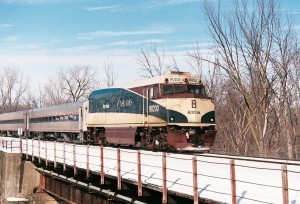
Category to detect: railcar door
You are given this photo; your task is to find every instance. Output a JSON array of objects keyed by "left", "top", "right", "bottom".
[{"left": 24, "top": 111, "right": 28, "bottom": 137}]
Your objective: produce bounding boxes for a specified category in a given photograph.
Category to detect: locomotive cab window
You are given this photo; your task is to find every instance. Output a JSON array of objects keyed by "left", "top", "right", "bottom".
[
  {"left": 162, "top": 84, "right": 206, "bottom": 96},
  {"left": 150, "top": 86, "right": 158, "bottom": 99},
  {"left": 187, "top": 85, "right": 206, "bottom": 96},
  {"left": 162, "top": 84, "right": 187, "bottom": 94}
]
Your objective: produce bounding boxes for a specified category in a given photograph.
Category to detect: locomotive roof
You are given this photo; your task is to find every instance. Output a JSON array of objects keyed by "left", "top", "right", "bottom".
[
  {"left": 89, "top": 71, "right": 200, "bottom": 98},
  {"left": 116, "top": 71, "right": 195, "bottom": 89}
]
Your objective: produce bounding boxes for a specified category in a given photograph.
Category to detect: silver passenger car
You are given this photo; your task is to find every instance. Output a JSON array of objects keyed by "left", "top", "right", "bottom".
[
  {"left": 0, "top": 111, "right": 26, "bottom": 136},
  {"left": 28, "top": 101, "right": 84, "bottom": 139}
]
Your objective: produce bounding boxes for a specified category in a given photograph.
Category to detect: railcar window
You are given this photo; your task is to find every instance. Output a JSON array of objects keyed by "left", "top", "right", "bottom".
[
  {"left": 0, "top": 119, "right": 23, "bottom": 124},
  {"left": 73, "top": 115, "right": 79, "bottom": 121}
]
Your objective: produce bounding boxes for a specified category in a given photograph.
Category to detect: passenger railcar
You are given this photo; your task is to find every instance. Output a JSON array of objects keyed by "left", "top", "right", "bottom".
[
  {"left": 0, "top": 111, "right": 26, "bottom": 137},
  {"left": 28, "top": 101, "right": 84, "bottom": 140}
]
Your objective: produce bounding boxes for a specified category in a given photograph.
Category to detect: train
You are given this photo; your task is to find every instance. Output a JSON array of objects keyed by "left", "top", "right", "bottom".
[{"left": 0, "top": 71, "right": 216, "bottom": 151}]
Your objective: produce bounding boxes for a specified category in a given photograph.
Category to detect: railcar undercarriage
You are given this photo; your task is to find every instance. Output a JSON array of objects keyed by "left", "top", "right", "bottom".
[{"left": 86, "top": 125, "right": 216, "bottom": 152}]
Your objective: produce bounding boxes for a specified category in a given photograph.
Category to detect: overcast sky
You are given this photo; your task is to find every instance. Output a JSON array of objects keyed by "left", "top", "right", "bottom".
[{"left": 0, "top": 0, "right": 299, "bottom": 89}]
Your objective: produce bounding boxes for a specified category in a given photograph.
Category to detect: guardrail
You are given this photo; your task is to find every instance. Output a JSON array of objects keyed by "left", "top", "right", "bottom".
[
  {"left": 0, "top": 137, "right": 21, "bottom": 153},
  {"left": 0, "top": 137, "right": 299, "bottom": 203}
]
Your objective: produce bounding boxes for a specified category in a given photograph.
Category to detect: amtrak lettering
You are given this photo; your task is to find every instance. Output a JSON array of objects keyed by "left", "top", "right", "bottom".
[
  {"left": 117, "top": 98, "right": 133, "bottom": 109},
  {"left": 188, "top": 110, "right": 200, "bottom": 114}
]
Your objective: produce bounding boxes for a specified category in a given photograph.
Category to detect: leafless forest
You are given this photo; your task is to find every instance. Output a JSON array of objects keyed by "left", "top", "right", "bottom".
[{"left": 1, "top": 0, "right": 300, "bottom": 160}]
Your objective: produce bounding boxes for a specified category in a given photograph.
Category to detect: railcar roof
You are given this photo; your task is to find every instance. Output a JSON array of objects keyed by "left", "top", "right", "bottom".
[
  {"left": 29, "top": 101, "right": 84, "bottom": 112},
  {"left": 0, "top": 110, "right": 26, "bottom": 116}
]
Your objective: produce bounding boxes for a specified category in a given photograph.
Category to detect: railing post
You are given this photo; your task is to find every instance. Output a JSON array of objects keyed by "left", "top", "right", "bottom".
[
  {"left": 137, "top": 150, "right": 142, "bottom": 197},
  {"left": 32, "top": 139, "right": 34, "bottom": 162},
  {"left": 38, "top": 139, "right": 41, "bottom": 164},
  {"left": 54, "top": 141, "right": 57, "bottom": 169},
  {"left": 63, "top": 142, "right": 66, "bottom": 173},
  {"left": 6, "top": 140, "right": 7, "bottom": 150},
  {"left": 100, "top": 146, "right": 104, "bottom": 185},
  {"left": 20, "top": 137, "right": 22, "bottom": 153},
  {"left": 162, "top": 152, "right": 167, "bottom": 204},
  {"left": 86, "top": 145, "right": 90, "bottom": 180},
  {"left": 45, "top": 142, "right": 48, "bottom": 167},
  {"left": 230, "top": 160, "right": 237, "bottom": 204},
  {"left": 73, "top": 144, "right": 77, "bottom": 177},
  {"left": 282, "top": 164, "right": 289, "bottom": 204},
  {"left": 117, "top": 147, "right": 121, "bottom": 190},
  {"left": 10, "top": 141, "right": 12, "bottom": 152},
  {"left": 193, "top": 156, "right": 198, "bottom": 204},
  {"left": 26, "top": 138, "right": 28, "bottom": 160}
]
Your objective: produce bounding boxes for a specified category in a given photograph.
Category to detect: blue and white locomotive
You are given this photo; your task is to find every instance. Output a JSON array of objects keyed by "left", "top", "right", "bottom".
[{"left": 0, "top": 71, "right": 216, "bottom": 151}]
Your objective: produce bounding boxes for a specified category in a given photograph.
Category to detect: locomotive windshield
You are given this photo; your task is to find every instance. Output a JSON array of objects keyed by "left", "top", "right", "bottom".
[{"left": 162, "top": 84, "right": 206, "bottom": 96}]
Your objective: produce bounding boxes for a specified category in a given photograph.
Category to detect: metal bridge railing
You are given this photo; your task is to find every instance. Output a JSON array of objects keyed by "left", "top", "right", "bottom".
[{"left": 0, "top": 136, "right": 299, "bottom": 204}]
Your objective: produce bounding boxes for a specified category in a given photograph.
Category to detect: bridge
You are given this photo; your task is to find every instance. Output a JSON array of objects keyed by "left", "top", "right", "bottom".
[{"left": 0, "top": 136, "right": 300, "bottom": 204}]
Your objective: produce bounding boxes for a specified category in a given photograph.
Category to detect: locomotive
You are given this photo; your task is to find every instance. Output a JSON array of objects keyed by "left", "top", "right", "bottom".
[{"left": 0, "top": 71, "right": 216, "bottom": 151}]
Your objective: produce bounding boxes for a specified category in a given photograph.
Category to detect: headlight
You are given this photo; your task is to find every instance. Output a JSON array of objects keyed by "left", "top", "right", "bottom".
[{"left": 169, "top": 116, "right": 175, "bottom": 122}]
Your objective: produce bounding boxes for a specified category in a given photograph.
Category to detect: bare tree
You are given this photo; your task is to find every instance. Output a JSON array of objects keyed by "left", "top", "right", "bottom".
[
  {"left": 136, "top": 43, "right": 169, "bottom": 78},
  {"left": 25, "top": 85, "right": 49, "bottom": 108},
  {"left": 186, "top": 41, "right": 204, "bottom": 79},
  {"left": 103, "top": 60, "right": 118, "bottom": 87},
  {"left": 0, "top": 67, "right": 28, "bottom": 113},
  {"left": 166, "top": 57, "right": 180, "bottom": 72},
  {"left": 203, "top": 0, "right": 287, "bottom": 157},
  {"left": 213, "top": 79, "right": 252, "bottom": 155},
  {"left": 290, "top": 55, "right": 300, "bottom": 159},
  {"left": 270, "top": 14, "right": 300, "bottom": 159},
  {"left": 58, "top": 66, "right": 97, "bottom": 102},
  {"left": 44, "top": 77, "right": 70, "bottom": 105}
]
